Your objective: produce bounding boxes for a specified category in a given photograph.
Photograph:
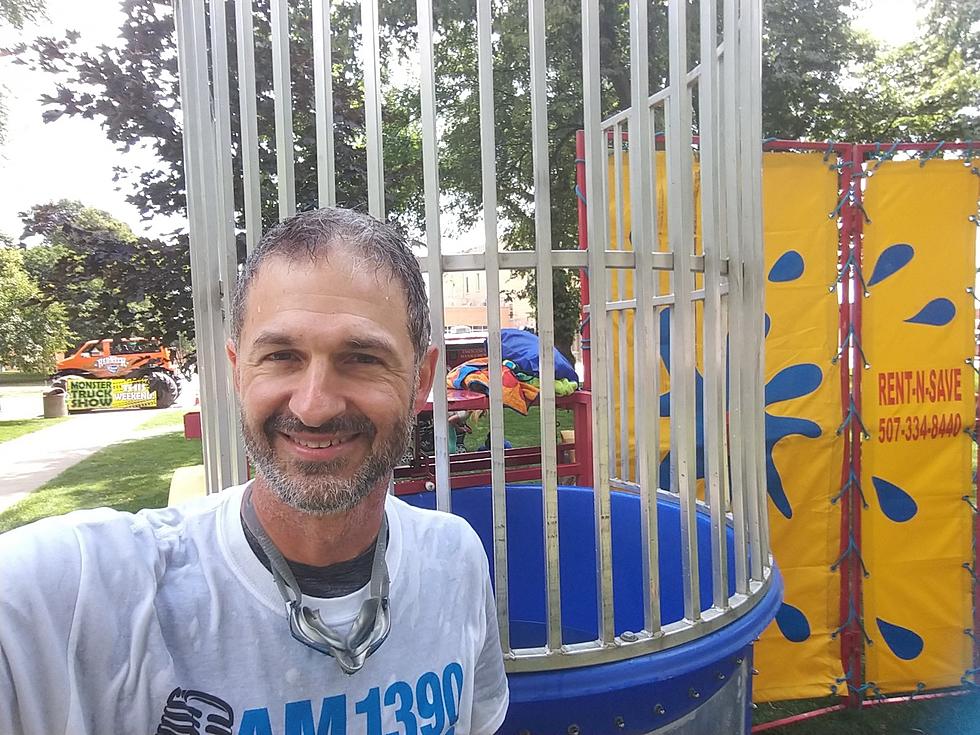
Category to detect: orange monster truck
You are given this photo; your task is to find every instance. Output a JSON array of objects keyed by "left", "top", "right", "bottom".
[{"left": 52, "top": 338, "right": 182, "bottom": 409}]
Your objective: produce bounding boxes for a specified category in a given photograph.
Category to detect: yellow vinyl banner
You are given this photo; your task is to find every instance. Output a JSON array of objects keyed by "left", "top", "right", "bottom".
[
  {"left": 66, "top": 377, "right": 159, "bottom": 411},
  {"left": 860, "top": 159, "right": 978, "bottom": 692},
  {"left": 753, "top": 152, "right": 845, "bottom": 700},
  {"left": 606, "top": 150, "right": 702, "bottom": 490}
]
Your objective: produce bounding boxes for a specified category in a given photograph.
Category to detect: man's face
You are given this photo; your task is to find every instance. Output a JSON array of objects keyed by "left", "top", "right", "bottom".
[{"left": 227, "top": 250, "right": 437, "bottom": 514}]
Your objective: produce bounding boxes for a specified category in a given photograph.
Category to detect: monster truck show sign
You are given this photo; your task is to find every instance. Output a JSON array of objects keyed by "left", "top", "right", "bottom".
[{"left": 66, "top": 378, "right": 159, "bottom": 412}]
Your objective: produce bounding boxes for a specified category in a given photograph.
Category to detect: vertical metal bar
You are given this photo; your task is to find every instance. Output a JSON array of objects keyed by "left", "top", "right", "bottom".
[
  {"left": 666, "top": 0, "right": 701, "bottom": 622},
  {"left": 721, "top": 0, "right": 749, "bottom": 594},
  {"left": 528, "top": 0, "right": 562, "bottom": 653},
  {"left": 361, "top": 0, "right": 385, "bottom": 218},
  {"left": 269, "top": 0, "right": 295, "bottom": 219},
  {"left": 234, "top": 0, "right": 261, "bottom": 253},
  {"left": 313, "top": 0, "right": 337, "bottom": 206},
  {"left": 475, "top": 0, "right": 511, "bottom": 654},
  {"left": 581, "top": 0, "right": 616, "bottom": 644},
  {"left": 747, "top": 0, "right": 769, "bottom": 571},
  {"left": 208, "top": 0, "right": 248, "bottom": 484},
  {"left": 175, "top": 0, "right": 235, "bottom": 492},
  {"left": 736, "top": 0, "right": 763, "bottom": 582},
  {"left": 628, "top": 0, "right": 663, "bottom": 635},
  {"left": 416, "top": 0, "right": 451, "bottom": 516},
  {"left": 698, "top": 0, "right": 729, "bottom": 610},
  {"left": 612, "top": 126, "right": 630, "bottom": 481}
]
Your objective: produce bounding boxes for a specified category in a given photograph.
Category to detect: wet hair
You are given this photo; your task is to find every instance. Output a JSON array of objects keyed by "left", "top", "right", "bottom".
[{"left": 230, "top": 207, "right": 430, "bottom": 362}]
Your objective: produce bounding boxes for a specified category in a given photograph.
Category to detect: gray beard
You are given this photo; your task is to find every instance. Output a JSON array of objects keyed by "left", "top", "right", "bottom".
[{"left": 240, "top": 406, "right": 416, "bottom": 516}]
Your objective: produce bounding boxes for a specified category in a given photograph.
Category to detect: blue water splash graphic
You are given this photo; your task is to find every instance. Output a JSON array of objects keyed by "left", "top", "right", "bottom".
[
  {"left": 876, "top": 618, "right": 924, "bottom": 660},
  {"left": 768, "top": 250, "right": 805, "bottom": 283},
  {"left": 905, "top": 298, "right": 956, "bottom": 326},
  {"left": 656, "top": 309, "right": 822, "bottom": 518},
  {"left": 775, "top": 603, "right": 811, "bottom": 643},
  {"left": 868, "top": 243, "right": 914, "bottom": 287},
  {"left": 871, "top": 476, "right": 918, "bottom": 523},
  {"left": 765, "top": 364, "right": 823, "bottom": 519}
]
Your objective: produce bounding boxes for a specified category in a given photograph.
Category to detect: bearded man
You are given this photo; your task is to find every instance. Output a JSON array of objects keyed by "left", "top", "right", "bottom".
[{"left": 0, "top": 208, "right": 509, "bottom": 735}]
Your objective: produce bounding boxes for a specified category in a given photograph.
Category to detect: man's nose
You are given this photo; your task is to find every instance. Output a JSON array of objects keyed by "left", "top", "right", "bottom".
[{"left": 288, "top": 363, "right": 348, "bottom": 428}]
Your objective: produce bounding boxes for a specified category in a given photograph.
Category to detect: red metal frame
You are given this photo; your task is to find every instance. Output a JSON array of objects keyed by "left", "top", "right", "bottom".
[
  {"left": 393, "top": 389, "right": 594, "bottom": 495},
  {"left": 752, "top": 689, "right": 972, "bottom": 732}
]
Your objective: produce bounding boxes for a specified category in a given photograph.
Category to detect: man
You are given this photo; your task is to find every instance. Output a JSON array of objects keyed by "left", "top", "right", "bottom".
[{"left": 0, "top": 208, "right": 509, "bottom": 734}]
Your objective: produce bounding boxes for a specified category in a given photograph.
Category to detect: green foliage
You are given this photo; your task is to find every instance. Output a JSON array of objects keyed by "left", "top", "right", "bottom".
[
  {"left": 0, "top": 0, "right": 43, "bottom": 29},
  {"left": 13, "top": 0, "right": 979, "bottom": 358},
  {"left": 18, "top": 199, "right": 193, "bottom": 348},
  {"left": 0, "top": 247, "right": 70, "bottom": 373}
]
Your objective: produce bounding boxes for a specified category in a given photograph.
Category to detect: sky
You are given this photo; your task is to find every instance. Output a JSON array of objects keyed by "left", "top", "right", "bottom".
[{"left": 0, "top": 0, "right": 924, "bottom": 242}]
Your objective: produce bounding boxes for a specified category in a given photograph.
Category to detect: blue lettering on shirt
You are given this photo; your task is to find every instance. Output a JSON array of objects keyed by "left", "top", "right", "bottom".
[{"left": 235, "top": 663, "right": 463, "bottom": 735}]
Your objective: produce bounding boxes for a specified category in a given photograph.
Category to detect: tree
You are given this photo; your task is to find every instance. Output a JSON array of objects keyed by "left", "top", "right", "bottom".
[
  {"left": 0, "top": 246, "right": 70, "bottom": 373},
  {"left": 15, "top": 0, "right": 977, "bottom": 358},
  {"left": 17, "top": 200, "right": 194, "bottom": 348}
]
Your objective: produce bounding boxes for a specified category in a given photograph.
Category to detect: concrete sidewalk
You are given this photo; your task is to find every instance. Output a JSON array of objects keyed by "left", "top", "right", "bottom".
[{"left": 0, "top": 411, "right": 178, "bottom": 513}]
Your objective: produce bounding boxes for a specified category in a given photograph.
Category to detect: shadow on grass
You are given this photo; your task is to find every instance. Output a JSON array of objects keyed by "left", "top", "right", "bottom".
[{"left": 0, "top": 431, "right": 203, "bottom": 534}]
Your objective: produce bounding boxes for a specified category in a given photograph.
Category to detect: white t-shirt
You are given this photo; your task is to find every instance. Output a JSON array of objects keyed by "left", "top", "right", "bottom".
[{"left": 0, "top": 485, "right": 509, "bottom": 735}]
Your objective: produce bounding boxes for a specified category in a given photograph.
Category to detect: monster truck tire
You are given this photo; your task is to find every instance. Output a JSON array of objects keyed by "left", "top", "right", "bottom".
[{"left": 147, "top": 371, "right": 179, "bottom": 409}]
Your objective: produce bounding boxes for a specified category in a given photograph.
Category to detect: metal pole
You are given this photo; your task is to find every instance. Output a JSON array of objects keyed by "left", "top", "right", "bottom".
[
  {"left": 698, "top": 0, "right": 730, "bottom": 611},
  {"left": 528, "top": 0, "right": 563, "bottom": 653},
  {"left": 415, "top": 0, "right": 451, "bottom": 516},
  {"left": 313, "top": 0, "right": 337, "bottom": 206},
  {"left": 666, "top": 0, "right": 701, "bottom": 622},
  {"left": 234, "top": 0, "right": 262, "bottom": 253},
  {"left": 629, "top": 0, "right": 663, "bottom": 636},
  {"left": 270, "top": 0, "right": 296, "bottom": 219},
  {"left": 581, "top": 0, "right": 616, "bottom": 645},
  {"left": 361, "top": 0, "right": 385, "bottom": 218},
  {"left": 474, "top": 0, "right": 511, "bottom": 654}
]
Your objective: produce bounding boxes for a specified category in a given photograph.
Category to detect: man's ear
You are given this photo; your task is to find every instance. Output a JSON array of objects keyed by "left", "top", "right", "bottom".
[
  {"left": 413, "top": 346, "right": 440, "bottom": 414},
  {"left": 225, "top": 338, "right": 241, "bottom": 393}
]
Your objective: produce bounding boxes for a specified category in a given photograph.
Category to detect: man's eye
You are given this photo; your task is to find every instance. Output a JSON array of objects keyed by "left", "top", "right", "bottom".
[
  {"left": 266, "top": 351, "right": 295, "bottom": 362},
  {"left": 351, "top": 354, "right": 381, "bottom": 365}
]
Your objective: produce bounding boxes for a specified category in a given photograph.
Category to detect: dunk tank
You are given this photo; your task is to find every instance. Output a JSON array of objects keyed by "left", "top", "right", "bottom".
[{"left": 174, "top": 0, "right": 779, "bottom": 731}]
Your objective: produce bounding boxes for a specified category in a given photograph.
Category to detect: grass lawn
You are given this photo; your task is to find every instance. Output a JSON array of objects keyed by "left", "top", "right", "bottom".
[
  {"left": 0, "top": 431, "right": 203, "bottom": 534},
  {"left": 753, "top": 692, "right": 980, "bottom": 733},
  {"left": 0, "top": 372, "right": 47, "bottom": 386},
  {"left": 0, "top": 417, "right": 67, "bottom": 444},
  {"left": 137, "top": 407, "right": 189, "bottom": 432},
  {"left": 463, "top": 405, "right": 575, "bottom": 451}
]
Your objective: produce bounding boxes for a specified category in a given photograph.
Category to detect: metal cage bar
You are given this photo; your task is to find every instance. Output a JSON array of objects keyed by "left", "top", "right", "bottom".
[
  {"left": 269, "top": 0, "right": 295, "bottom": 219},
  {"left": 234, "top": 0, "right": 261, "bottom": 253},
  {"left": 175, "top": 0, "right": 771, "bottom": 675},
  {"left": 581, "top": 0, "right": 617, "bottom": 647},
  {"left": 474, "top": 0, "right": 512, "bottom": 656},
  {"left": 666, "top": 0, "right": 701, "bottom": 623},
  {"left": 312, "top": 0, "right": 337, "bottom": 207},
  {"left": 527, "top": 0, "right": 563, "bottom": 654},
  {"left": 415, "top": 0, "right": 451, "bottom": 517}
]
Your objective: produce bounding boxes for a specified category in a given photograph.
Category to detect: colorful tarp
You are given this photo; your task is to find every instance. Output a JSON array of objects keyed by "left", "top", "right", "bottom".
[
  {"left": 753, "top": 152, "right": 845, "bottom": 701},
  {"left": 859, "top": 159, "right": 978, "bottom": 692}
]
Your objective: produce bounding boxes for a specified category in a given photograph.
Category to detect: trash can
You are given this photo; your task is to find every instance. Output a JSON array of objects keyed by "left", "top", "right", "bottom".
[{"left": 43, "top": 388, "right": 68, "bottom": 418}]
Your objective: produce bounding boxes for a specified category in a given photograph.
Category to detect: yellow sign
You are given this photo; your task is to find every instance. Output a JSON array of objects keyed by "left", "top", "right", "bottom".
[
  {"left": 66, "top": 378, "right": 158, "bottom": 411},
  {"left": 860, "top": 159, "right": 978, "bottom": 693}
]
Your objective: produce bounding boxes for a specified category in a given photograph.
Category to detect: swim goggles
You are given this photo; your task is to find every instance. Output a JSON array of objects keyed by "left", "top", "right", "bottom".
[{"left": 241, "top": 486, "right": 391, "bottom": 675}]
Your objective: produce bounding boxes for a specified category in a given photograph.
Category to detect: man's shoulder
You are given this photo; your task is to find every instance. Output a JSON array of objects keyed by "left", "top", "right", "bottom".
[{"left": 0, "top": 488, "right": 236, "bottom": 581}]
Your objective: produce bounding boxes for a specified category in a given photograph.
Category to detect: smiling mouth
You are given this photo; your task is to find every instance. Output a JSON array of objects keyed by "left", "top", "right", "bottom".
[{"left": 283, "top": 432, "right": 360, "bottom": 449}]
